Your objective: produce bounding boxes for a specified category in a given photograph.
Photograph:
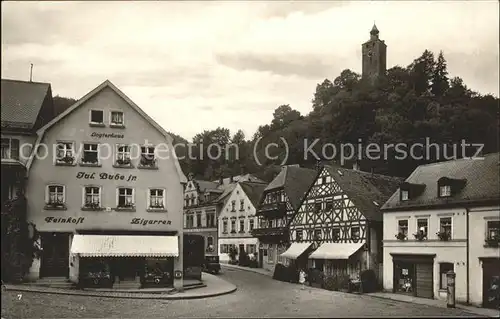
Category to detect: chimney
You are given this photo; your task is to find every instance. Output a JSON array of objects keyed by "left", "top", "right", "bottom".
[
  {"left": 219, "top": 175, "right": 224, "bottom": 185},
  {"left": 352, "top": 161, "right": 360, "bottom": 171}
]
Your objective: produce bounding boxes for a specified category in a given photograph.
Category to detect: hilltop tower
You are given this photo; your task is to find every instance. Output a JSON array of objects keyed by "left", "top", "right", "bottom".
[{"left": 362, "top": 24, "right": 387, "bottom": 82}]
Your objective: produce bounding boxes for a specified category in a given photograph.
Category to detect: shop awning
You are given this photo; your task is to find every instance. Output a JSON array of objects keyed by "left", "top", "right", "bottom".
[
  {"left": 70, "top": 235, "right": 179, "bottom": 257},
  {"left": 309, "top": 242, "right": 364, "bottom": 260},
  {"left": 280, "top": 242, "right": 312, "bottom": 259}
]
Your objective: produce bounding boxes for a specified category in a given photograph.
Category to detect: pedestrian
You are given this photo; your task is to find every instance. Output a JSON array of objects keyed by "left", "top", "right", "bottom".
[{"left": 299, "top": 268, "right": 306, "bottom": 290}]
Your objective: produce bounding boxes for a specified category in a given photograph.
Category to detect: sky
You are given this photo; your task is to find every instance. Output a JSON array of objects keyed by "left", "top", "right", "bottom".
[{"left": 2, "top": 1, "right": 499, "bottom": 141}]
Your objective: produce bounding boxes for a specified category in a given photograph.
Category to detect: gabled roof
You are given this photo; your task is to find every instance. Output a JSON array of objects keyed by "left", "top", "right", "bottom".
[
  {"left": 240, "top": 181, "right": 268, "bottom": 209},
  {"left": 214, "top": 183, "right": 237, "bottom": 203},
  {"left": 213, "top": 174, "right": 266, "bottom": 187},
  {"left": 382, "top": 153, "right": 500, "bottom": 211},
  {"left": 1, "top": 79, "right": 51, "bottom": 129},
  {"left": 27, "top": 80, "right": 186, "bottom": 183},
  {"left": 324, "top": 165, "right": 403, "bottom": 221},
  {"left": 264, "top": 165, "right": 317, "bottom": 211}
]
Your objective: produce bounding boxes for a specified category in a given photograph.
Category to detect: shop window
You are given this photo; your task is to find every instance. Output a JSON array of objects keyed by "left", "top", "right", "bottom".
[
  {"left": 439, "top": 262, "right": 454, "bottom": 290},
  {"left": 246, "top": 244, "right": 256, "bottom": 254},
  {"left": 267, "top": 247, "right": 274, "bottom": 263},
  {"left": 395, "top": 263, "right": 414, "bottom": 293}
]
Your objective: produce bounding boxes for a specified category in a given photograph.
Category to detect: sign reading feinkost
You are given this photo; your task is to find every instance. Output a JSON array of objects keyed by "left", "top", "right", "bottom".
[{"left": 45, "top": 217, "right": 85, "bottom": 224}]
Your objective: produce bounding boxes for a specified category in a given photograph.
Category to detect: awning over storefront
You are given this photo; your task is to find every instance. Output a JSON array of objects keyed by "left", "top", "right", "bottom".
[
  {"left": 280, "top": 242, "right": 312, "bottom": 259},
  {"left": 70, "top": 235, "right": 179, "bottom": 257},
  {"left": 309, "top": 242, "right": 364, "bottom": 260}
]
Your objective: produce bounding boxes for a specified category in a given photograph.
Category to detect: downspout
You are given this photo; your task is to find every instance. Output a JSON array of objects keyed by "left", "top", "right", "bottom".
[{"left": 465, "top": 206, "right": 470, "bottom": 305}]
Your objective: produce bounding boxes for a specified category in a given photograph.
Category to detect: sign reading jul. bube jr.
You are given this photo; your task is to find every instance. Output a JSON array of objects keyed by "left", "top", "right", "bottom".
[{"left": 76, "top": 172, "right": 137, "bottom": 182}]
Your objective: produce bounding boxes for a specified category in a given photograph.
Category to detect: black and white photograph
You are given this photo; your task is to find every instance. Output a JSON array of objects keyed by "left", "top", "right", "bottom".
[{"left": 1, "top": 1, "right": 499, "bottom": 318}]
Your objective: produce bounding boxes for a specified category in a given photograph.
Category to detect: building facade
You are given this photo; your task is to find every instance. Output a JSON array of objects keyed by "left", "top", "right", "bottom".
[
  {"left": 218, "top": 181, "right": 267, "bottom": 262},
  {"left": 286, "top": 165, "right": 402, "bottom": 285},
  {"left": 251, "top": 165, "right": 317, "bottom": 273},
  {"left": 382, "top": 153, "right": 500, "bottom": 309},
  {"left": 25, "top": 80, "right": 187, "bottom": 289}
]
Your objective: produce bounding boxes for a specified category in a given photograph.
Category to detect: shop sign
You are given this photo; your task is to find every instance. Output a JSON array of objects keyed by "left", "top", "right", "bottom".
[
  {"left": 45, "top": 217, "right": 85, "bottom": 224},
  {"left": 90, "top": 132, "right": 124, "bottom": 139},
  {"left": 76, "top": 172, "right": 137, "bottom": 182},
  {"left": 131, "top": 218, "right": 172, "bottom": 226}
]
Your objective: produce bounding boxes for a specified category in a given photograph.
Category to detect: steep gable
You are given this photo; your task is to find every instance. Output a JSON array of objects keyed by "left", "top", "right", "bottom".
[{"left": 240, "top": 181, "right": 268, "bottom": 209}]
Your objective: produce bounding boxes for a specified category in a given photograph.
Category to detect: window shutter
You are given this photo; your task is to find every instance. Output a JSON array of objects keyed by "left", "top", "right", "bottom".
[
  {"left": 45, "top": 185, "right": 49, "bottom": 204},
  {"left": 146, "top": 189, "right": 150, "bottom": 208},
  {"left": 116, "top": 187, "right": 119, "bottom": 207},
  {"left": 63, "top": 185, "right": 66, "bottom": 203}
]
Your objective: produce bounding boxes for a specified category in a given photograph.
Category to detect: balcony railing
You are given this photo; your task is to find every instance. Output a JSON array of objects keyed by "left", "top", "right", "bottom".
[
  {"left": 250, "top": 226, "right": 287, "bottom": 238},
  {"left": 256, "top": 202, "right": 287, "bottom": 218}
]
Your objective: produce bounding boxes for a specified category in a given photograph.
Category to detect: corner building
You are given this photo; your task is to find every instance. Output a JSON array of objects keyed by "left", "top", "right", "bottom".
[{"left": 26, "top": 80, "right": 187, "bottom": 289}]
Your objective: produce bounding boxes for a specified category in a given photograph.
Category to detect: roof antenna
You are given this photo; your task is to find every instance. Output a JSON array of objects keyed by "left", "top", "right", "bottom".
[{"left": 30, "top": 63, "right": 33, "bottom": 82}]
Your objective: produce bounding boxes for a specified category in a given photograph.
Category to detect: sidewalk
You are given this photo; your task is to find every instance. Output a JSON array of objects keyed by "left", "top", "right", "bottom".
[
  {"left": 4, "top": 273, "right": 236, "bottom": 300},
  {"left": 367, "top": 292, "right": 499, "bottom": 318},
  {"left": 221, "top": 263, "right": 273, "bottom": 277}
]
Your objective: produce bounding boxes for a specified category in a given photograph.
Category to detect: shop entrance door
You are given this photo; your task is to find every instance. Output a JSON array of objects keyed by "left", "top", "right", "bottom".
[
  {"left": 40, "top": 232, "right": 70, "bottom": 278},
  {"left": 113, "top": 257, "right": 143, "bottom": 281},
  {"left": 482, "top": 258, "right": 500, "bottom": 310}
]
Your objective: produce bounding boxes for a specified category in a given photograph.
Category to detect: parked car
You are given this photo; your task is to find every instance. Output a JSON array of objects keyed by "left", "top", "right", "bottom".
[{"left": 203, "top": 255, "right": 221, "bottom": 274}]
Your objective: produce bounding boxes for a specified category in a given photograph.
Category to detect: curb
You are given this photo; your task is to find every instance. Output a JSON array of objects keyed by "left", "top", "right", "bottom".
[
  {"left": 4, "top": 284, "right": 237, "bottom": 300},
  {"left": 221, "top": 264, "right": 272, "bottom": 277},
  {"left": 365, "top": 294, "right": 499, "bottom": 317}
]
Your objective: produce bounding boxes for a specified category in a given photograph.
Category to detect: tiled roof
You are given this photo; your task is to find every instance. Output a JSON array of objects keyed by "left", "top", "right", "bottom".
[
  {"left": 213, "top": 174, "right": 266, "bottom": 187},
  {"left": 195, "top": 180, "right": 221, "bottom": 193},
  {"left": 324, "top": 165, "right": 404, "bottom": 221},
  {"left": 382, "top": 152, "right": 500, "bottom": 211},
  {"left": 240, "top": 181, "right": 268, "bottom": 209},
  {"left": 264, "top": 165, "right": 318, "bottom": 211},
  {"left": 1, "top": 79, "right": 51, "bottom": 129}
]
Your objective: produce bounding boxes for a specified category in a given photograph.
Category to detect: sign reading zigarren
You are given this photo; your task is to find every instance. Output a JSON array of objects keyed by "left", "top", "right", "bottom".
[
  {"left": 76, "top": 172, "right": 137, "bottom": 182},
  {"left": 131, "top": 218, "right": 172, "bottom": 225}
]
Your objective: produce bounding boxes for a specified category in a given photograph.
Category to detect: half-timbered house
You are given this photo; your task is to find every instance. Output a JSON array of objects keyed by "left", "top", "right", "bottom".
[
  {"left": 287, "top": 164, "right": 402, "bottom": 285},
  {"left": 251, "top": 165, "right": 317, "bottom": 273}
]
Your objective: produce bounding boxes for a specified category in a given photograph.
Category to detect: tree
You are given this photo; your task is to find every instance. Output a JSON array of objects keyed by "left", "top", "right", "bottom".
[
  {"left": 53, "top": 95, "right": 77, "bottom": 116},
  {"left": 408, "top": 50, "right": 435, "bottom": 95},
  {"left": 270, "top": 104, "right": 301, "bottom": 131},
  {"left": 333, "top": 69, "right": 361, "bottom": 90},
  {"left": 431, "top": 51, "right": 449, "bottom": 96},
  {"left": 312, "top": 79, "right": 337, "bottom": 111}
]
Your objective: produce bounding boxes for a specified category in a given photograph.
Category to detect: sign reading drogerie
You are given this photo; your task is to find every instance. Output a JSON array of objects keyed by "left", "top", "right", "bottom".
[
  {"left": 90, "top": 132, "right": 124, "bottom": 139},
  {"left": 76, "top": 172, "right": 137, "bottom": 182}
]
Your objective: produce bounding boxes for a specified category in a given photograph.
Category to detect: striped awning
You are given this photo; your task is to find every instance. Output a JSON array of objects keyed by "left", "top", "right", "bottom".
[
  {"left": 309, "top": 242, "right": 364, "bottom": 260},
  {"left": 280, "top": 242, "right": 312, "bottom": 259},
  {"left": 70, "top": 235, "right": 179, "bottom": 257}
]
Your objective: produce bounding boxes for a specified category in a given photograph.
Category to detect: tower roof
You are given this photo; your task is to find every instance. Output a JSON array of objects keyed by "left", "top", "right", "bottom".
[{"left": 370, "top": 24, "right": 379, "bottom": 35}]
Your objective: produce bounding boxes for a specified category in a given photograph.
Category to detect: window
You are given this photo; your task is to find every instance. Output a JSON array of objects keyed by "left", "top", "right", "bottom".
[
  {"left": 231, "top": 220, "right": 236, "bottom": 233},
  {"left": 206, "top": 236, "right": 214, "bottom": 251},
  {"left": 325, "top": 200, "right": 333, "bottom": 211},
  {"left": 240, "top": 199, "right": 244, "bottom": 211},
  {"left": 246, "top": 244, "right": 256, "bottom": 254},
  {"left": 439, "top": 217, "right": 452, "bottom": 239},
  {"left": 149, "top": 188, "right": 165, "bottom": 208},
  {"left": 207, "top": 212, "right": 216, "bottom": 228},
  {"left": 416, "top": 218, "right": 428, "bottom": 239},
  {"left": 439, "top": 185, "right": 451, "bottom": 197},
  {"left": 116, "top": 145, "right": 131, "bottom": 165},
  {"left": 196, "top": 212, "right": 202, "bottom": 227},
  {"left": 314, "top": 229, "right": 322, "bottom": 240},
  {"left": 220, "top": 244, "right": 227, "bottom": 254},
  {"left": 398, "top": 220, "right": 408, "bottom": 237},
  {"left": 296, "top": 229, "right": 303, "bottom": 241},
  {"left": 267, "top": 247, "right": 274, "bottom": 263},
  {"left": 1, "top": 138, "right": 19, "bottom": 160},
  {"left": 83, "top": 186, "right": 101, "bottom": 208},
  {"left": 117, "top": 187, "right": 134, "bottom": 207},
  {"left": 46, "top": 185, "right": 65, "bottom": 205},
  {"left": 90, "top": 110, "right": 104, "bottom": 124},
  {"left": 186, "top": 214, "right": 194, "bottom": 228},
  {"left": 110, "top": 111, "right": 124, "bottom": 126},
  {"left": 55, "top": 142, "right": 74, "bottom": 163},
  {"left": 140, "top": 146, "right": 156, "bottom": 167},
  {"left": 401, "top": 190, "right": 409, "bottom": 201},
  {"left": 82, "top": 143, "right": 99, "bottom": 164},
  {"left": 439, "top": 263, "right": 454, "bottom": 290},
  {"left": 223, "top": 220, "right": 228, "bottom": 233},
  {"left": 321, "top": 176, "right": 327, "bottom": 184},
  {"left": 332, "top": 228, "right": 341, "bottom": 241},
  {"left": 351, "top": 227, "right": 360, "bottom": 240},
  {"left": 249, "top": 219, "right": 255, "bottom": 231},
  {"left": 231, "top": 200, "right": 236, "bottom": 211},
  {"left": 239, "top": 219, "right": 245, "bottom": 232},
  {"left": 487, "top": 220, "right": 500, "bottom": 240},
  {"left": 314, "top": 202, "right": 322, "bottom": 213}
]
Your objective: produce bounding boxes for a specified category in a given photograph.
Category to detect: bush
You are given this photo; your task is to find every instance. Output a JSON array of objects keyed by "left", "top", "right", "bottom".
[
  {"left": 228, "top": 247, "right": 238, "bottom": 262},
  {"left": 360, "top": 269, "right": 378, "bottom": 293},
  {"left": 248, "top": 259, "right": 259, "bottom": 268},
  {"left": 323, "top": 275, "right": 340, "bottom": 291},
  {"left": 238, "top": 249, "right": 250, "bottom": 267},
  {"left": 307, "top": 268, "right": 324, "bottom": 288},
  {"left": 338, "top": 274, "right": 352, "bottom": 291}
]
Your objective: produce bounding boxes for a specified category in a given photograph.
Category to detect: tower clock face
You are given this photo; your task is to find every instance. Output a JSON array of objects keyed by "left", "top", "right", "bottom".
[{"left": 367, "top": 50, "right": 373, "bottom": 57}]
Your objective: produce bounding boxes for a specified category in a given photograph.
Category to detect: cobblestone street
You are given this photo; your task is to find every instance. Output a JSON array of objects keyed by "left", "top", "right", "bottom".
[{"left": 1, "top": 268, "right": 483, "bottom": 318}]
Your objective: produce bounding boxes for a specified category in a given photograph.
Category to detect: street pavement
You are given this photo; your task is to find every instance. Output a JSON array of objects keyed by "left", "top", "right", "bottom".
[{"left": 1, "top": 267, "right": 482, "bottom": 318}]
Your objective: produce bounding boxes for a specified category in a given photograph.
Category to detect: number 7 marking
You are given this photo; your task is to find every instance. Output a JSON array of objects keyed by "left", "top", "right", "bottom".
[{"left": 17, "top": 294, "right": 22, "bottom": 300}]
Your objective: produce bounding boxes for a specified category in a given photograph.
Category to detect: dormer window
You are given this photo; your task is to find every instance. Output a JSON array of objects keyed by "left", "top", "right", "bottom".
[
  {"left": 439, "top": 185, "right": 451, "bottom": 197},
  {"left": 401, "top": 190, "right": 409, "bottom": 201}
]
